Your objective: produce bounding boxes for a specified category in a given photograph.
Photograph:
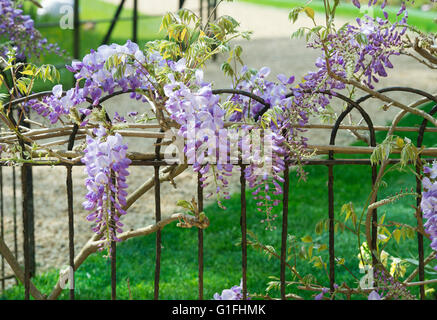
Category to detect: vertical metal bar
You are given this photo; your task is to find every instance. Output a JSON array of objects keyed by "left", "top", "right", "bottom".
[
  {"left": 102, "top": 0, "right": 126, "bottom": 45},
  {"left": 207, "top": 0, "right": 212, "bottom": 19},
  {"left": 110, "top": 173, "right": 117, "bottom": 300},
  {"left": 197, "top": 172, "right": 204, "bottom": 300},
  {"left": 210, "top": 0, "right": 217, "bottom": 61},
  {"left": 21, "top": 165, "right": 30, "bottom": 300},
  {"left": 12, "top": 167, "right": 18, "bottom": 286},
  {"left": 66, "top": 166, "right": 75, "bottom": 300},
  {"left": 240, "top": 165, "right": 247, "bottom": 300},
  {"left": 328, "top": 164, "right": 335, "bottom": 292},
  {"left": 66, "top": 123, "right": 79, "bottom": 300},
  {"left": 199, "top": 0, "right": 203, "bottom": 21},
  {"left": 132, "top": 0, "right": 138, "bottom": 43},
  {"left": 0, "top": 167, "right": 4, "bottom": 292},
  {"left": 154, "top": 165, "right": 162, "bottom": 300},
  {"left": 111, "top": 241, "right": 117, "bottom": 300},
  {"left": 179, "top": 0, "right": 185, "bottom": 9},
  {"left": 369, "top": 119, "right": 378, "bottom": 267},
  {"left": 12, "top": 169, "right": 17, "bottom": 258},
  {"left": 280, "top": 166, "right": 289, "bottom": 300},
  {"left": 73, "top": 0, "right": 80, "bottom": 59},
  {"left": 212, "top": 0, "right": 217, "bottom": 21},
  {"left": 16, "top": 100, "right": 34, "bottom": 297},
  {"left": 371, "top": 165, "right": 378, "bottom": 266}
]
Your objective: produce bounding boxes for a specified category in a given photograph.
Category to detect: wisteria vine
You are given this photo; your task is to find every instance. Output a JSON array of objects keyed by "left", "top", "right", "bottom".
[{"left": 22, "top": 0, "right": 433, "bottom": 246}]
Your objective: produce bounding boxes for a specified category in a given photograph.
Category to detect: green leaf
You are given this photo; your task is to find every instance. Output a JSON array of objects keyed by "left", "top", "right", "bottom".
[
  {"left": 308, "top": 244, "right": 313, "bottom": 258},
  {"left": 301, "top": 235, "right": 313, "bottom": 243},
  {"left": 288, "top": 7, "right": 303, "bottom": 24},
  {"left": 315, "top": 220, "right": 324, "bottom": 235},
  {"left": 176, "top": 200, "right": 193, "bottom": 212},
  {"left": 318, "top": 244, "right": 328, "bottom": 252},
  {"left": 20, "top": 70, "right": 34, "bottom": 76},
  {"left": 303, "top": 7, "right": 315, "bottom": 20},
  {"left": 393, "top": 229, "right": 402, "bottom": 244}
]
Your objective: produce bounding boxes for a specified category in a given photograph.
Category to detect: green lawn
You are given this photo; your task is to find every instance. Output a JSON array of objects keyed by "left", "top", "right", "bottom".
[
  {"left": 238, "top": 0, "right": 437, "bottom": 32},
  {"left": 1, "top": 101, "right": 436, "bottom": 300}
]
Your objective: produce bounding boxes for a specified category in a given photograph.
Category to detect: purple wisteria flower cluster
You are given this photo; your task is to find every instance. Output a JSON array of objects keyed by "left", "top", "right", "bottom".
[
  {"left": 27, "top": 84, "right": 84, "bottom": 124},
  {"left": 0, "top": 0, "right": 62, "bottom": 59},
  {"left": 66, "top": 40, "right": 150, "bottom": 106},
  {"left": 368, "top": 268, "right": 415, "bottom": 300},
  {"left": 421, "top": 162, "right": 437, "bottom": 269},
  {"left": 213, "top": 280, "right": 249, "bottom": 300},
  {"left": 225, "top": 66, "right": 302, "bottom": 224},
  {"left": 81, "top": 126, "right": 131, "bottom": 254},
  {"left": 307, "top": 0, "right": 408, "bottom": 89},
  {"left": 163, "top": 62, "right": 294, "bottom": 223},
  {"left": 162, "top": 62, "right": 234, "bottom": 207},
  {"left": 27, "top": 40, "right": 150, "bottom": 126}
]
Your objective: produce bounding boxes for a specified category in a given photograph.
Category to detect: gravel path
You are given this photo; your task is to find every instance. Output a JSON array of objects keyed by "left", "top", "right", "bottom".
[{"left": 1, "top": 0, "right": 436, "bottom": 290}]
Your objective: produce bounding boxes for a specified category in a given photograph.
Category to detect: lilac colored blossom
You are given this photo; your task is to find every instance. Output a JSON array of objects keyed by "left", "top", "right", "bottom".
[
  {"left": 368, "top": 290, "right": 382, "bottom": 300},
  {"left": 373, "top": 268, "right": 414, "bottom": 300},
  {"left": 81, "top": 126, "right": 131, "bottom": 255},
  {"left": 163, "top": 63, "right": 296, "bottom": 220},
  {"left": 306, "top": 7, "right": 408, "bottom": 90},
  {"left": 0, "top": 0, "right": 62, "bottom": 58},
  {"left": 314, "top": 287, "right": 329, "bottom": 300},
  {"left": 213, "top": 280, "right": 249, "bottom": 300},
  {"left": 352, "top": 0, "right": 361, "bottom": 8},
  {"left": 27, "top": 85, "right": 84, "bottom": 124},
  {"left": 27, "top": 40, "right": 149, "bottom": 125}
]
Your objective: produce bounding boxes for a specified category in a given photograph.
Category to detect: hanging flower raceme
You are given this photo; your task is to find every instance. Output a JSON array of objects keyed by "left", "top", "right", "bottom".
[
  {"left": 81, "top": 126, "right": 131, "bottom": 255},
  {"left": 163, "top": 63, "right": 297, "bottom": 219},
  {"left": 420, "top": 162, "right": 437, "bottom": 269},
  {"left": 66, "top": 40, "right": 152, "bottom": 106},
  {"left": 26, "top": 40, "right": 151, "bottom": 126},
  {"left": 163, "top": 65, "right": 234, "bottom": 206},
  {"left": 27, "top": 84, "right": 85, "bottom": 124},
  {"left": 0, "top": 0, "right": 62, "bottom": 59},
  {"left": 32, "top": 40, "right": 313, "bottom": 228},
  {"left": 306, "top": 0, "right": 408, "bottom": 90}
]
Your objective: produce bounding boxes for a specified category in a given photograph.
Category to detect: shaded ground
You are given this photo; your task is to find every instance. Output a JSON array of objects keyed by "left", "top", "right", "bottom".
[{"left": 1, "top": 0, "right": 435, "bottom": 291}]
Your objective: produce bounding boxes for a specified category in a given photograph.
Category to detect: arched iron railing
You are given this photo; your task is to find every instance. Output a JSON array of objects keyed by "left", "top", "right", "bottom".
[{"left": 0, "top": 85, "right": 436, "bottom": 300}]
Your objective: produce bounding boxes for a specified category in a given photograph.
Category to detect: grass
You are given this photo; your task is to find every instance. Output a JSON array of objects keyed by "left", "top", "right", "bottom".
[
  {"left": 238, "top": 0, "right": 437, "bottom": 32},
  {"left": 1, "top": 101, "right": 437, "bottom": 300}
]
